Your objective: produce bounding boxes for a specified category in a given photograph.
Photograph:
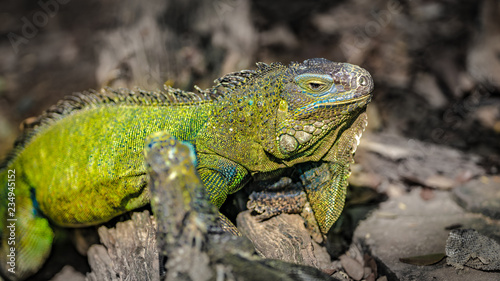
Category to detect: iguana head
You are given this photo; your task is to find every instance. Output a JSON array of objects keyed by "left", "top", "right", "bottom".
[
  {"left": 273, "top": 58, "right": 373, "bottom": 158},
  {"left": 208, "top": 58, "right": 373, "bottom": 163}
]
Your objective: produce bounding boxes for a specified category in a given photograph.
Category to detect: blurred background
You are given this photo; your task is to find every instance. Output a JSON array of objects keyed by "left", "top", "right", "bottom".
[
  {"left": 1, "top": 0, "right": 499, "bottom": 279},
  {"left": 0, "top": 0, "right": 499, "bottom": 170}
]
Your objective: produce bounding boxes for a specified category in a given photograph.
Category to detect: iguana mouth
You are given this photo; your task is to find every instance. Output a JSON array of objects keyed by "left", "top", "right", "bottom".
[{"left": 303, "top": 93, "right": 372, "bottom": 111}]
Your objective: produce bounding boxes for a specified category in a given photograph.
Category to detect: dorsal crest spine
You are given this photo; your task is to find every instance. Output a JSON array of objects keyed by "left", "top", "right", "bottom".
[{"left": 213, "top": 61, "right": 284, "bottom": 92}]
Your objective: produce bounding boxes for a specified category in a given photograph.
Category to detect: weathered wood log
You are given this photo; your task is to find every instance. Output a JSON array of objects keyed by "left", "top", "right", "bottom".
[
  {"left": 85, "top": 211, "right": 159, "bottom": 281},
  {"left": 237, "top": 211, "right": 333, "bottom": 271}
]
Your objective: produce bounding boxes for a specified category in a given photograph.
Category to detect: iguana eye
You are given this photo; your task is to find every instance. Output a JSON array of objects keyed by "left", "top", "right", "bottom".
[
  {"left": 294, "top": 74, "right": 333, "bottom": 95},
  {"left": 308, "top": 82, "right": 325, "bottom": 90}
]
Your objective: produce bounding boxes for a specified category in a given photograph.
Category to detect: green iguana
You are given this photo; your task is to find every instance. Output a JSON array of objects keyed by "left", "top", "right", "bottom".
[{"left": 0, "top": 58, "right": 373, "bottom": 280}]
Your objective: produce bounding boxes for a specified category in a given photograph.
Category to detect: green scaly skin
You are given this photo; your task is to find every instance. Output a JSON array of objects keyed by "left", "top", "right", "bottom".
[{"left": 0, "top": 58, "right": 373, "bottom": 280}]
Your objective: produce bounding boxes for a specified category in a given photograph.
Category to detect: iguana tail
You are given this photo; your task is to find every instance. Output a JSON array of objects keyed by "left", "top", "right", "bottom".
[{"left": 0, "top": 163, "right": 54, "bottom": 281}]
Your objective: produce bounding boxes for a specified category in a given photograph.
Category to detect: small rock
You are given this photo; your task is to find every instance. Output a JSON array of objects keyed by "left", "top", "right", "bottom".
[
  {"left": 452, "top": 176, "right": 500, "bottom": 220},
  {"left": 364, "top": 253, "right": 378, "bottom": 277},
  {"left": 455, "top": 170, "right": 474, "bottom": 184},
  {"left": 332, "top": 271, "right": 350, "bottom": 281},
  {"left": 365, "top": 273, "right": 376, "bottom": 281},
  {"left": 446, "top": 229, "right": 500, "bottom": 271},
  {"left": 347, "top": 244, "right": 365, "bottom": 268},
  {"left": 424, "top": 175, "right": 456, "bottom": 190},
  {"left": 340, "top": 255, "right": 364, "bottom": 281},
  {"left": 384, "top": 183, "right": 405, "bottom": 198},
  {"left": 50, "top": 265, "right": 86, "bottom": 281},
  {"left": 420, "top": 187, "right": 435, "bottom": 201},
  {"left": 363, "top": 266, "right": 372, "bottom": 278}
]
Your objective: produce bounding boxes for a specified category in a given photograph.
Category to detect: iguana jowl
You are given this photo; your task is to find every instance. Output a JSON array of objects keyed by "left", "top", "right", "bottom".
[{"left": 0, "top": 58, "right": 373, "bottom": 280}]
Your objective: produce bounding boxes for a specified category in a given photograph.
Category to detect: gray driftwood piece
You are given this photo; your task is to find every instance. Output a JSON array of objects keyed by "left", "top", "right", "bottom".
[
  {"left": 237, "top": 210, "right": 333, "bottom": 271},
  {"left": 86, "top": 211, "right": 159, "bottom": 281}
]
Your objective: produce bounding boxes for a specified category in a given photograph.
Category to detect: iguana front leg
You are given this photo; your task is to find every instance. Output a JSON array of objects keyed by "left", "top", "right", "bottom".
[
  {"left": 299, "top": 161, "right": 349, "bottom": 235},
  {"left": 196, "top": 153, "right": 250, "bottom": 208},
  {"left": 302, "top": 112, "right": 368, "bottom": 234},
  {"left": 244, "top": 162, "right": 347, "bottom": 241}
]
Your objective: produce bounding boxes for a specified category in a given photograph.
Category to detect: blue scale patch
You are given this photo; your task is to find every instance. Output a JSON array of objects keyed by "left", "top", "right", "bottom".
[{"left": 30, "top": 187, "right": 44, "bottom": 218}]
